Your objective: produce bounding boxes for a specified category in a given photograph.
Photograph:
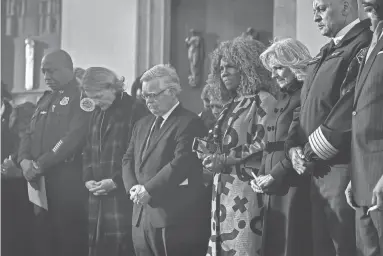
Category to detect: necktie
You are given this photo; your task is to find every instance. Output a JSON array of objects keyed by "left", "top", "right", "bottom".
[
  {"left": 143, "top": 116, "right": 164, "bottom": 156},
  {"left": 366, "top": 22, "right": 383, "bottom": 61}
]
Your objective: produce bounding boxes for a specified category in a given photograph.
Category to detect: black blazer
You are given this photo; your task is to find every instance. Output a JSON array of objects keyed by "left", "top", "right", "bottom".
[
  {"left": 352, "top": 36, "right": 383, "bottom": 206},
  {"left": 122, "top": 104, "right": 207, "bottom": 228}
]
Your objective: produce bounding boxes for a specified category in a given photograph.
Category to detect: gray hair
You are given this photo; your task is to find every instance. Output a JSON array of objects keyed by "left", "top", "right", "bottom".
[
  {"left": 140, "top": 64, "right": 182, "bottom": 95},
  {"left": 260, "top": 38, "right": 312, "bottom": 81},
  {"left": 81, "top": 67, "right": 125, "bottom": 92}
]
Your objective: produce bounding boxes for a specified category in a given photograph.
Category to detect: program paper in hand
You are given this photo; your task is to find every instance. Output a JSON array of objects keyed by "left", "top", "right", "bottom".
[{"left": 28, "top": 176, "right": 48, "bottom": 210}]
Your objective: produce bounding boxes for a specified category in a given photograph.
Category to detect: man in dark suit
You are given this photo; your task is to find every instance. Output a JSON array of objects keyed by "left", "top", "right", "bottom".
[
  {"left": 122, "top": 64, "right": 208, "bottom": 256},
  {"left": 285, "top": 0, "right": 372, "bottom": 255},
  {"left": 345, "top": 0, "right": 383, "bottom": 254}
]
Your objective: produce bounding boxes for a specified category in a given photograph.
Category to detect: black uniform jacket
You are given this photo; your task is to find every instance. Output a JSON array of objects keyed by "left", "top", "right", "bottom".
[
  {"left": 18, "top": 79, "right": 91, "bottom": 172},
  {"left": 286, "top": 19, "right": 372, "bottom": 166}
]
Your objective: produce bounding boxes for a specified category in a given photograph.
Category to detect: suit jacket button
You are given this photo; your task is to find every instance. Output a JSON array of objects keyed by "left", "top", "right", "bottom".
[{"left": 352, "top": 111, "right": 357, "bottom": 116}]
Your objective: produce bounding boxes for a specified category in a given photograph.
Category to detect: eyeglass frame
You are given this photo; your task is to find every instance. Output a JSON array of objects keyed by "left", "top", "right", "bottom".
[{"left": 141, "top": 87, "right": 169, "bottom": 100}]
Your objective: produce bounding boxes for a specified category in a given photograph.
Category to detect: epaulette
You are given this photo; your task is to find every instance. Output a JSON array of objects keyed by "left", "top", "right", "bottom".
[
  {"left": 36, "top": 90, "right": 52, "bottom": 105},
  {"left": 356, "top": 47, "right": 368, "bottom": 64}
]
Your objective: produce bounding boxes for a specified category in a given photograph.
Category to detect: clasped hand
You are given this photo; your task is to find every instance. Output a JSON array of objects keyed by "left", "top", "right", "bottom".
[
  {"left": 129, "top": 185, "right": 151, "bottom": 205},
  {"left": 250, "top": 174, "right": 275, "bottom": 193},
  {"left": 86, "top": 179, "right": 117, "bottom": 196},
  {"left": 289, "top": 147, "right": 312, "bottom": 175},
  {"left": 200, "top": 150, "right": 242, "bottom": 172},
  {"left": 20, "top": 159, "right": 40, "bottom": 182}
]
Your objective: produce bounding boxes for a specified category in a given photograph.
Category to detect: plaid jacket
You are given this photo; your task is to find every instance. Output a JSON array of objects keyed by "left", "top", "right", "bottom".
[{"left": 83, "top": 92, "right": 146, "bottom": 245}]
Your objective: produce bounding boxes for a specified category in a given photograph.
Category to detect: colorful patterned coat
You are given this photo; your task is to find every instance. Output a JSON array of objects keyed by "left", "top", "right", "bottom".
[
  {"left": 83, "top": 92, "right": 145, "bottom": 256},
  {"left": 207, "top": 91, "right": 276, "bottom": 256}
]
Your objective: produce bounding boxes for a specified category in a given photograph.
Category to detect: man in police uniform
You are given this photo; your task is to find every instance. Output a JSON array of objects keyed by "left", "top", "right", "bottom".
[
  {"left": 18, "top": 50, "right": 91, "bottom": 256},
  {"left": 285, "top": 0, "right": 372, "bottom": 255}
]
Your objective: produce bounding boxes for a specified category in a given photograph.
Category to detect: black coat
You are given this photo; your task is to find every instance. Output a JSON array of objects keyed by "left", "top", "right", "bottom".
[
  {"left": 259, "top": 81, "right": 312, "bottom": 256},
  {"left": 352, "top": 34, "right": 383, "bottom": 206}
]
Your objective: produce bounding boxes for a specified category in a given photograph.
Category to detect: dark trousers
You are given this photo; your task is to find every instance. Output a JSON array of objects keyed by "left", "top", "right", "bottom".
[
  {"left": 1, "top": 179, "right": 35, "bottom": 256},
  {"left": 132, "top": 206, "right": 208, "bottom": 256},
  {"left": 33, "top": 166, "right": 88, "bottom": 256},
  {"left": 311, "top": 166, "right": 356, "bottom": 256},
  {"left": 356, "top": 207, "right": 383, "bottom": 256}
]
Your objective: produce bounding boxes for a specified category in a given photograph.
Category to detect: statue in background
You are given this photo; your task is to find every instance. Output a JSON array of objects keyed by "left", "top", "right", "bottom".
[
  {"left": 185, "top": 29, "right": 205, "bottom": 88},
  {"left": 241, "top": 27, "right": 259, "bottom": 41}
]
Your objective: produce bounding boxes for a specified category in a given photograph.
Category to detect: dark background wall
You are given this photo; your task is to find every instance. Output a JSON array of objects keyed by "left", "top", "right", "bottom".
[{"left": 170, "top": 0, "right": 274, "bottom": 113}]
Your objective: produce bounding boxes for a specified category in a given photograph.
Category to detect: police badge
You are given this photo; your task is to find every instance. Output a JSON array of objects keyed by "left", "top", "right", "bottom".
[
  {"left": 60, "top": 97, "right": 69, "bottom": 105},
  {"left": 80, "top": 97, "right": 95, "bottom": 112}
]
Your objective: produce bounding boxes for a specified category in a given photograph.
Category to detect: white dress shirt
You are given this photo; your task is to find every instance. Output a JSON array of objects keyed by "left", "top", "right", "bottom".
[{"left": 333, "top": 18, "right": 360, "bottom": 45}]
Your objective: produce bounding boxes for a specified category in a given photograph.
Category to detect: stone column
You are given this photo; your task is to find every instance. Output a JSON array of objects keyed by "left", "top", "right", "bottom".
[
  {"left": 273, "top": 0, "right": 297, "bottom": 39},
  {"left": 135, "top": 0, "right": 171, "bottom": 76}
]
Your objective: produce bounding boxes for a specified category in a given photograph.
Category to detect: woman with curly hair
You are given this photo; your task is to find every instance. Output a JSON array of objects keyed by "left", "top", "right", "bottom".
[
  {"left": 254, "top": 38, "right": 313, "bottom": 256},
  {"left": 200, "top": 36, "right": 276, "bottom": 256}
]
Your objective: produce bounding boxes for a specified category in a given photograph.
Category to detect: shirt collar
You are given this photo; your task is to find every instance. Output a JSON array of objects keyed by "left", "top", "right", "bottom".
[
  {"left": 333, "top": 18, "right": 360, "bottom": 45},
  {"left": 161, "top": 101, "right": 179, "bottom": 122}
]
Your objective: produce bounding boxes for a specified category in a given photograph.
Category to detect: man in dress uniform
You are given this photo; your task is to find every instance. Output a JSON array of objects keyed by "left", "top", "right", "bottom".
[
  {"left": 18, "top": 50, "right": 91, "bottom": 256},
  {"left": 285, "top": 0, "right": 372, "bottom": 255},
  {"left": 345, "top": 0, "right": 383, "bottom": 254}
]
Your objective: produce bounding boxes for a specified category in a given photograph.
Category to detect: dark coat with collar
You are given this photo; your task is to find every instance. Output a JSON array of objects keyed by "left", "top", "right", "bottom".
[
  {"left": 122, "top": 104, "right": 207, "bottom": 228},
  {"left": 352, "top": 32, "right": 383, "bottom": 206},
  {"left": 83, "top": 92, "right": 145, "bottom": 252},
  {"left": 286, "top": 18, "right": 372, "bottom": 168},
  {"left": 259, "top": 81, "right": 312, "bottom": 256}
]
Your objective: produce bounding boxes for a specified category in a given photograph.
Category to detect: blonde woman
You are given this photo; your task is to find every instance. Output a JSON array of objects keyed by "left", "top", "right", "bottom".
[
  {"left": 255, "top": 38, "right": 313, "bottom": 256},
  {"left": 81, "top": 67, "right": 145, "bottom": 256}
]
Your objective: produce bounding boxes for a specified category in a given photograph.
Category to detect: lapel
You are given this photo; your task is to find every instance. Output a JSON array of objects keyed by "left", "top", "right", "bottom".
[
  {"left": 139, "top": 105, "right": 181, "bottom": 167},
  {"left": 354, "top": 37, "right": 383, "bottom": 107},
  {"left": 221, "top": 97, "right": 254, "bottom": 141},
  {"left": 138, "top": 115, "right": 155, "bottom": 163},
  {"left": 101, "top": 93, "right": 124, "bottom": 143}
]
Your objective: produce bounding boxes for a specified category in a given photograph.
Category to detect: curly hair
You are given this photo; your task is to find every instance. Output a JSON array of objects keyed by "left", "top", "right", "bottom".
[
  {"left": 260, "top": 38, "right": 312, "bottom": 81},
  {"left": 210, "top": 36, "right": 274, "bottom": 97}
]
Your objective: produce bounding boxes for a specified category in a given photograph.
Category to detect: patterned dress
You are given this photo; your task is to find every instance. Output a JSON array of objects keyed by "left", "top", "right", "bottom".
[{"left": 207, "top": 91, "right": 276, "bottom": 256}]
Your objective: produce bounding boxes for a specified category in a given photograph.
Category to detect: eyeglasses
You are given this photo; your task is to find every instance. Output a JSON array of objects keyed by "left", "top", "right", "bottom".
[{"left": 141, "top": 88, "right": 168, "bottom": 100}]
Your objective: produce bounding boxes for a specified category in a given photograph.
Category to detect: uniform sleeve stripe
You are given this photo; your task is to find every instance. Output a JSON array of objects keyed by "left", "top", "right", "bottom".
[
  {"left": 309, "top": 133, "right": 330, "bottom": 160},
  {"left": 52, "top": 140, "right": 63, "bottom": 153},
  {"left": 309, "top": 127, "right": 338, "bottom": 160}
]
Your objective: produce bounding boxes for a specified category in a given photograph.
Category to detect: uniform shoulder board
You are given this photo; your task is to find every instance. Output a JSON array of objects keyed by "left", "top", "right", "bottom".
[
  {"left": 308, "top": 56, "right": 321, "bottom": 65},
  {"left": 36, "top": 90, "right": 52, "bottom": 105},
  {"left": 356, "top": 47, "right": 368, "bottom": 64}
]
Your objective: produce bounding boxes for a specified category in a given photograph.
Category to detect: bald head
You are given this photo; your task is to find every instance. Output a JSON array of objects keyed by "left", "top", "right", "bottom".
[
  {"left": 313, "top": 0, "right": 360, "bottom": 38},
  {"left": 41, "top": 50, "right": 75, "bottom": 90},
  {"left": 42, "top": 50, "right": 74, "bottom": 70}
]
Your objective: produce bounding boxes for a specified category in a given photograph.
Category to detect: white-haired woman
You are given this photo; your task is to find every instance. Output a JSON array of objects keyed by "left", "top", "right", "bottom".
[
  {"left": 254, "top": 38, "right": 313, "bottom": 256},
  {"left": 81, "top": 67, "right": 145, "bottom": 256}
]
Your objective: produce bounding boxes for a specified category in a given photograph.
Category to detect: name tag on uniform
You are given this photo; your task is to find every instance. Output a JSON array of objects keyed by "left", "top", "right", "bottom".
[{"left": 40, "top": 111, "right": 47, "bottom": 115}]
